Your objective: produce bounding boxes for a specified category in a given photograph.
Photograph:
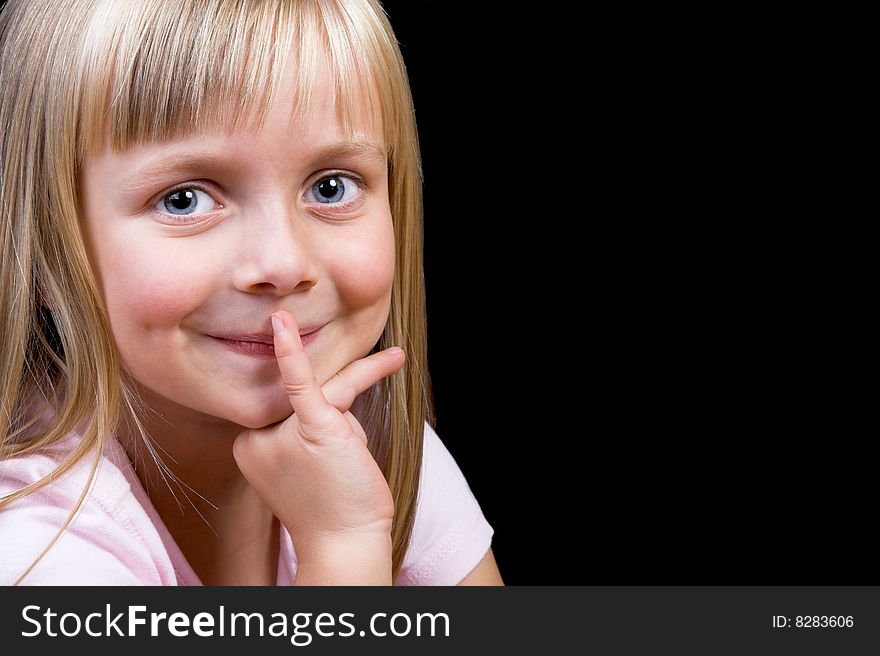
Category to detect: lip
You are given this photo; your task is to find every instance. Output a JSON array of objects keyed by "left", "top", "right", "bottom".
[{"left": 207, "top": 324, "right": 325, "bottom": 358}]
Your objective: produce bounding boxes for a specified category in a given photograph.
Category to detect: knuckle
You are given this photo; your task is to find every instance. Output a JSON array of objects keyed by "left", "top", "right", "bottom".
[
  {"left": 345, "top": 380, "right": 359, "bottom": 406},
  {"left": 300, "top": 412, "right": 341, "bottom": 439},
  {"left": 232, "top": 435, "right": 247, "bottom": 459},
  {"left": 283, "top": 380, "right": 312, "bottom": 397},
  {"left": 331, "top": 372, "right": 359, "bottom": 406}
]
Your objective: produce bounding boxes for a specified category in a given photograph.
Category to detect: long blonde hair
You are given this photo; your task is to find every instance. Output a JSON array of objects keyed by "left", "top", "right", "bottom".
[{"left": 0, "top": 0, "right": 432, "bottom": 585}]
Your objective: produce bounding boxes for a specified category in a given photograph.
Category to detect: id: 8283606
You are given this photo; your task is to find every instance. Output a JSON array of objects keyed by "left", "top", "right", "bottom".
[{"left": 771, "top": 615, "right": 854, "bottom": 628}]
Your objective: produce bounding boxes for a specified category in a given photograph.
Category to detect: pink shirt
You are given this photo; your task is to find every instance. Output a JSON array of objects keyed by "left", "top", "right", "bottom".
[{"left": 0, "top": 422, "right": 493, "bottom": 585}]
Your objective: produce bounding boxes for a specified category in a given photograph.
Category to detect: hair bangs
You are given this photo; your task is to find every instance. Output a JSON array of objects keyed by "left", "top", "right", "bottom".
[{"left": 77, "top": 0, "right": 383, "bottom": 159}]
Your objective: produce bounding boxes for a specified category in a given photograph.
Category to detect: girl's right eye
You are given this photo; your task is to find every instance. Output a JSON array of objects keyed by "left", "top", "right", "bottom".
[{"left": 154, "top": 185, "right": 222, "bottom": 218}]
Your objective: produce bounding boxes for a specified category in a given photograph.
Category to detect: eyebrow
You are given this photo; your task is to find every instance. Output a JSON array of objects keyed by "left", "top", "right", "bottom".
[{"left": 121, "top": 138, "right": 388, "bottom": 192}]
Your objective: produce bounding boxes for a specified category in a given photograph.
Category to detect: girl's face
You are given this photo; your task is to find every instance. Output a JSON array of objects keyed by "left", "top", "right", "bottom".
[{"left": 80, "top": 57, "right": 395, "bottom": 429}]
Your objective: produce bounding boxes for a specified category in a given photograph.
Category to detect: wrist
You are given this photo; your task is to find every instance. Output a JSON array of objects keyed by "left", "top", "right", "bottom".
[{"left": 294, "top": 532, "right": 393, "bottom": 586}]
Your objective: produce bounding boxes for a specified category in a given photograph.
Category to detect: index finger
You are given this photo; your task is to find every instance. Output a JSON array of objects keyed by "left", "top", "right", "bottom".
[{"left": 272, "top": 310, "right": 336, "bottom": 428}]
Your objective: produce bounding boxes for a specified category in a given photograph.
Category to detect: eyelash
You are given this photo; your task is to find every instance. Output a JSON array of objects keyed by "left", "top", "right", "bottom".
[
  {"left": 304, "top": 171, "right": 367, "bottom": 212},
  {"left": 152, "top": 172, "right": 367, "bottom": 222}
]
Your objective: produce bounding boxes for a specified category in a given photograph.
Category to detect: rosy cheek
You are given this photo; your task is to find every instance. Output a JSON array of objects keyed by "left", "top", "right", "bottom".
[
  {"left": 103, "top": 253, "right": 204, "bottom": 330},
  {"left": 326, "top": 222, "right": 395, "bottom": 308}
]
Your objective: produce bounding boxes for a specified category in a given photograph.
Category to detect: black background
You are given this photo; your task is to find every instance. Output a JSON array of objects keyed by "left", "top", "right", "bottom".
[
  {"left": 381, "top": 1, "right": 582, "bottom": 584},
  {"left": 380, "top": 1, "right": 875, "bottom": 586},
  {"left": 0, "top": 0, "right": 871, "bottom": 586}
]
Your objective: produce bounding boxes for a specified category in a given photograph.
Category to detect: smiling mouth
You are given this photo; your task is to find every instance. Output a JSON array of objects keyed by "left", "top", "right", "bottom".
[
  {"left": 207, "top": 325, "right": 324, "bottom": 357},
  {"left": 212, "top": 337, "right": 276, "bottom": 357}
]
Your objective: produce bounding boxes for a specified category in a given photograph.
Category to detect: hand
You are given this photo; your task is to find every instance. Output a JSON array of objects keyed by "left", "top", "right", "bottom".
[{"left": 232, "top": 310, "right": 405, "bottom": 560}]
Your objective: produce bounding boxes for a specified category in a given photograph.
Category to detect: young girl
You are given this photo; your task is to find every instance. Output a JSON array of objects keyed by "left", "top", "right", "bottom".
[{"left": 0, "top": 0, "right": 502, "bottom": 586}]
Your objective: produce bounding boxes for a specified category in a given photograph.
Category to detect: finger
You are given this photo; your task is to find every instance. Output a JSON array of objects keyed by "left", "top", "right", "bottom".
[
  {"left": 343, "top": 411, "right": 369, "bottom": 446},
  {"left": 321, "top": 347, "right": 406, "bottom": 413},
  {"left": 272, "top": 310, "right": 336, "bottom": 428}
]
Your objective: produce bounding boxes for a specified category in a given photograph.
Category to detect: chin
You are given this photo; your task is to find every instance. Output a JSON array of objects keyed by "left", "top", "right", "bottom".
[{"left": 221, "top": 396, "right": 293, "bottom": 430}]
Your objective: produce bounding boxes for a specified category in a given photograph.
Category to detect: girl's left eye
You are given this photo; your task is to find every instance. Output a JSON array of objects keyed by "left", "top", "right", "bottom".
[
  {"left": 305, "top": 174, "right": 362, "bottom": 206},
  {"left": 155, "top": 186, "right": 220, "bottom": 217}
]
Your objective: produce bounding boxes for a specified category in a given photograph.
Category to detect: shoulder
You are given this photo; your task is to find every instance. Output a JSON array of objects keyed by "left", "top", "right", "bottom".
[
  {"left": 0, "top": 435, "right": 171, "bottom": 585},
  {"left": 0, "top": 434, "right": 131, "bottom": 515},
  {"left": 396, "top": 422, "right": 495, "bottom": 586}
]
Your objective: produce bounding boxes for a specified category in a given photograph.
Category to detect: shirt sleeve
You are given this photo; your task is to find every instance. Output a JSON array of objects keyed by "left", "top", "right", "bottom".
[
  {"left": 0, "top": 453, "right": 163, "bottom": 586},
  {"left": 396, "top": 422, "right": 495, "bottom": 585}
]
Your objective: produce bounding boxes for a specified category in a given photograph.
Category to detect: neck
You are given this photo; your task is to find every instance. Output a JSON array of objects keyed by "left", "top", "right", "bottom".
[{"left": 117, "top": 385, "right": 280, "bottom": 586}]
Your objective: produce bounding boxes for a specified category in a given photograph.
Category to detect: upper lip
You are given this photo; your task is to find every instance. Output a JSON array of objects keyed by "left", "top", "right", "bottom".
[{"left": 208, "top": 324, "right": 324, "bottom": 344}]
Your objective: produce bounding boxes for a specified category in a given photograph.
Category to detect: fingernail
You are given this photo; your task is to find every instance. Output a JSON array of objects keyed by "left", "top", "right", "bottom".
[
  {"left": 387, "top": 347, "right": 404, "bottom": 356},
  {"left": 271, "top": 313, "right": 285, "bottom": 334}
]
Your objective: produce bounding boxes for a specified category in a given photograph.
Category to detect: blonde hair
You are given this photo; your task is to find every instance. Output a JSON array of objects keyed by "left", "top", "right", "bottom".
[{"left": 0, "top": 0, "right": 432, "bottom": 585}]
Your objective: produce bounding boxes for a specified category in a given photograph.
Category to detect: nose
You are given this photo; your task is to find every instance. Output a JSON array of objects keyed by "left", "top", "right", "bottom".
[{"left": 232, "top": 203, "right": 319, "bottom": 296}]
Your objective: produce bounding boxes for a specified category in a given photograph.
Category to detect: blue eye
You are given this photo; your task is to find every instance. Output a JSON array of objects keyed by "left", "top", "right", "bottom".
[
  {"left": 157, "top": 186, "right": 218, "bottom": 216},
  {"left": 309, "top": 175, "right": 360, "bottom": 205}
]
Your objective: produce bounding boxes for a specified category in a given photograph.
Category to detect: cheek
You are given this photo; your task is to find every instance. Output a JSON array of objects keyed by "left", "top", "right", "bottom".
[
  {"left": 325, "top": 221, "right": 395, "bottom": 308},
  {"left": 100, "top": 246, "right": 212, "bottom": 331}
]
